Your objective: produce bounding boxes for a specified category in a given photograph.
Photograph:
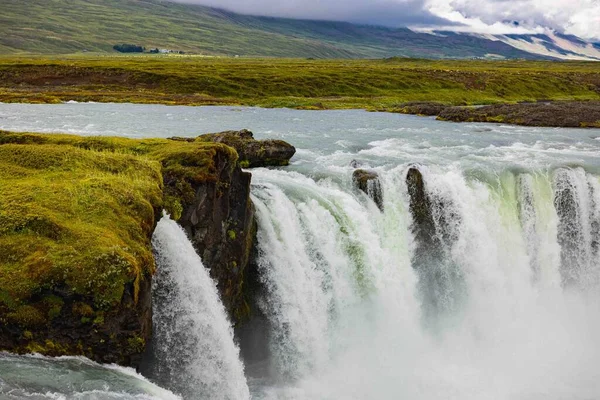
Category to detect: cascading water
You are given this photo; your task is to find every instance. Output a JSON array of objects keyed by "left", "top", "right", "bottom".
[
  {"left": 554, "top": 168, "right": 600, "bottom": 287},
  {"left": 146, "top": 215, "right": 250, "bottom": 400},
  {"left": 247, "top": 165, "right": 600, "bottom": 400},
  {"left": 2, "top": 104, "right": 600, "bottom": 400}
]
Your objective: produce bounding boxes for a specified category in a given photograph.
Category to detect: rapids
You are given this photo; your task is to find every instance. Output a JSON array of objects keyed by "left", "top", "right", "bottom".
[{"left": 1, "top": 103, "right": 599, "bottom": 400}]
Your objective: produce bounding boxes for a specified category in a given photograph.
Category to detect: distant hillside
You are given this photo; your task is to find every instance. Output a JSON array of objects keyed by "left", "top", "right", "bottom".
[{"left": 0, "top": 0, "right": 593, "bottom": 60}]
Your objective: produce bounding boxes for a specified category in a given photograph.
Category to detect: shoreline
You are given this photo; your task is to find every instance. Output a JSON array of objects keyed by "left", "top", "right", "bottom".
[{"left": 1, "top": 56, "right": 599, "bottom": 128}]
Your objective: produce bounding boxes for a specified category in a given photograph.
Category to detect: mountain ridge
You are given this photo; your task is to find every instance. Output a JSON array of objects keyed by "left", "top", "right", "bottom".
[{"left": 0, "top": 0, "right": 597, "bottom": 60}]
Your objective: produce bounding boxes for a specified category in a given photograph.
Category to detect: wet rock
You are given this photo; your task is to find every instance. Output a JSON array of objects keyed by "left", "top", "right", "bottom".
[
  {"left": 406, "top": 167, "right": 437, "bottom": 246},
  {"left": 198, "top": 129, "right": 296, "bottom": 168},
  {"left": 406, "top": 166, "right": 465, "bottom": 322},
  {"left": 353, "top": 169, "right": 383, "bottom": 211},
  {"left": 176, "top": 151, "right": 256, "bottom": 323},
  {"left": 349, "top": 159, "right": 363, "bottom": 168}
]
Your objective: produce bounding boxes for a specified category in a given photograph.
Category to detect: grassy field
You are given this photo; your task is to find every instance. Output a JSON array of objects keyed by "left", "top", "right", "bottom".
[{"left": 0, "top": 56, "right": 599, "bottom": 110}]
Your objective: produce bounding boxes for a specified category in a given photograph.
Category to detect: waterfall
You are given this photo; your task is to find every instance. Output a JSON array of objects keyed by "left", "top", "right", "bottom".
[
  {"left": 147, "top": 215, "right": 250, "bottom": 400},
  {"left": 248, "top": 166, "right": 600, "bottom": 400},
  {"left": 553, "top": 168, "right": 600, "bottom": 287}
]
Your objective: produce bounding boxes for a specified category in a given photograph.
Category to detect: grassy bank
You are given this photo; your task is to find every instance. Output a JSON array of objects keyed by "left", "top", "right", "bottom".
[
  {"left": 0, "top": 131, "right": 236, "bottom": 310},
  {"left": 1, "top": 56, "right": 599, "bottom": 110},
  {"left": 0, "top": 131, "right": 237, "bottom": 362}
]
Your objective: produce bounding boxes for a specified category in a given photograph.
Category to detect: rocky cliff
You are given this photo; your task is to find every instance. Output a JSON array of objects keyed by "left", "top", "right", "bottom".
[{"left": 0, "top": 130, "right": 295, "bottom": 367}]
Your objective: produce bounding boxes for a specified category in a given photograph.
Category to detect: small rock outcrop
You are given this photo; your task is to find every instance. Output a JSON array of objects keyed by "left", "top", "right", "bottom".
[
  {"left": 406, "top": 167, "right": 436, "bottom": 245},
  {"left": 406, "top": 166, "right": 461, "bottom": 252},
  {"left": 406, "top": 166, "right": 465, "bottom": 320},
  {"left": 353, "top": 169, "right": 383, "bottom": 211},
  {"left": 198, "top": 129, "right": 296, "bottom": 168},
  {"left": 176, "top": 152, "right": 256, "bottom": 323}
]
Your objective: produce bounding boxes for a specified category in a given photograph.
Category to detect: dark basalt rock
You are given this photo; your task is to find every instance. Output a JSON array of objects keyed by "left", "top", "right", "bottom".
[
  {"left": 406, "top": 167, "right": 436, "bottom": 246},
  {"left": 406, "top": 166, "right": 465, "bottom": 322},
  {"left": 353, "top": 169, "right": 383, "bottom": 211},
  {"left": 198, "top": 129, "right": 296, "bottom": 168},
  {"left": 174, "top": 151, "right": 257, "bottom": 323},
  {"left": 0, "top": 280, "right": 152, "bottom": 369},
  {"left": 406, "top": 166, "right": 461, "bottom": 254}
]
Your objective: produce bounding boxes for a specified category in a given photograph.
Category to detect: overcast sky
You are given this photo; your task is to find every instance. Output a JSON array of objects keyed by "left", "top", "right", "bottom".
[{"left": 174, "top": 0, "right": 600, "bottom": 40}]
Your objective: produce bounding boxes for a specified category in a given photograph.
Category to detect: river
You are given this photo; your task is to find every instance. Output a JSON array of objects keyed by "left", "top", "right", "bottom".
[{"left": 1, "top": 103, "right": 599, "bottom": 399}]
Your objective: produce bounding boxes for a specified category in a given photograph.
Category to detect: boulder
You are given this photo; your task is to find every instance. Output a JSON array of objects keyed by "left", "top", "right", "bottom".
[
  {"left": 353, "top": 169, "right": 383, "bottom": 211},
  {"left": 406, "top": 167, "right": 436, "bottom": 245},
  {"left": 198, "top": 129, "right": 296, "bottom": 168}
]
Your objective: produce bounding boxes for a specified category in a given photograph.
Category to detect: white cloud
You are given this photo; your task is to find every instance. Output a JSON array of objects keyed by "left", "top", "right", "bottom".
[
  {"left": 565, "top": 1, "right": 600, "bottom": 40},
  {"left": 173, "top": 0, "right": 600, "bottom": 40},
  {"left": 423, "top": 0, "right": 600, "bottom": 40}
]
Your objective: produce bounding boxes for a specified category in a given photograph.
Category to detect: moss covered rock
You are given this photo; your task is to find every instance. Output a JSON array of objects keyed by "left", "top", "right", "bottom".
[
  {"left": 197, "top": 129, "right": 296, "bottom": 168},
  {"left": 0, "top": 131, "right": 250, "bottom": 367}
]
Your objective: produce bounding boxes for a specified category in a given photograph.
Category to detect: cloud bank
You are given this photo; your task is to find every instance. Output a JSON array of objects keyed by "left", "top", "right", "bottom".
[{"left": 174, "top": 0, "right": 600, "bottom": 40}]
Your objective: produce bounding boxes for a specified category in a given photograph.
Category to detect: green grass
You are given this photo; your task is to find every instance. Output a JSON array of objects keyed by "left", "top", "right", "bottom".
[
  {"left": 0, "top": 0, "right": 545, "bottom": 59},
  {"left": 0, "top": 56, "right": 599, "bottom": 109},
  {"left": 0, "top": 131, "right": 236, "bottom": 322}
]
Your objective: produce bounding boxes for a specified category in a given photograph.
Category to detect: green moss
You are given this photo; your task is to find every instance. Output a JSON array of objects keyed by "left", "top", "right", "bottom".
[
  {"left": 25, "top": 339, "right": 69, "bottom": 356},
  {"left": 0, "top": 131, "right": 237, "bottom": 319},
  {"left": 227, "top": 230, "right": 237, "bottom": 240},
  {"left": 239, "top": 160, "right": 251, "bottom": 168},
  {"left": 44, "top": 296, "right": 64, "bottom": 321},
  {"left": 93, "top": 314, "right": 105, "bottom": 326},
  {"left": 127, "top": 335, "right": 145, "bottom": 353},
  {"left": 7, "top": 305, "right": 46, "bottom": 327},
  {"left": 72, "top": 302, "right": 94, "bottom": 317},
  {"left": 164, "top": 196, "right": 183, "bottom": 221}
]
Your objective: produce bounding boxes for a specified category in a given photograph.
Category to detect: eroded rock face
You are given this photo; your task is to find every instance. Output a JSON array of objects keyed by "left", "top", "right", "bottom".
[
  {"left": 406, "top": 166, "right": 465, "bottom": 322},
  {"left": 198, "top": 129, "right": 296, "bottom": 168},
  {"left": 0, "top": 278, "right": 153, "bottom": 369},
  {"left": 406, "top": 167, "right": 436, "bottom": 245},
  {"left": 175, "top": 149, "right": 256, "bottom": 323},
  {"left": 0, "top": 131, "right": 286, "bottom": 367},
  {"left": 353, "top": 169, "right": 383, "bottom": 211}
]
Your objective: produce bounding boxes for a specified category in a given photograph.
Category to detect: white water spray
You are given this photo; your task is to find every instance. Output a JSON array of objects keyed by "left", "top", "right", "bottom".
[
  {"left": 149, "top": 215, "right": 250, "bottom": 400},
  {"left": 248, "top": 166, "right": 600, "bottom": 400}
]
